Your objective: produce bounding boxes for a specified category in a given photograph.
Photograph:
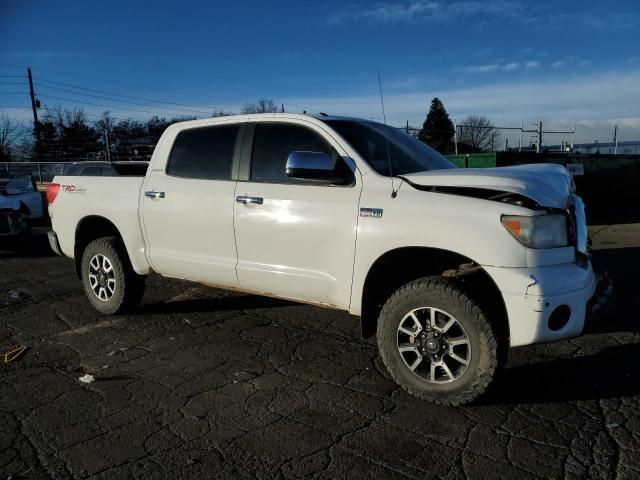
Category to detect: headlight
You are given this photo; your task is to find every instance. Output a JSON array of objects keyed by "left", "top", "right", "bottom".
[{"left": 501, "top": 214, "right": 568, "bottom": 249}]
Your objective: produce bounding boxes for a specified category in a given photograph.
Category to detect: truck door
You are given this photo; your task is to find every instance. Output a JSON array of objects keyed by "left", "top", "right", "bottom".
[
  {"left": 141, "top": 123, "right": 242, "bottom": 287},
  {"left": 233, "top": 121, "right": 361, "bottom": 309}
]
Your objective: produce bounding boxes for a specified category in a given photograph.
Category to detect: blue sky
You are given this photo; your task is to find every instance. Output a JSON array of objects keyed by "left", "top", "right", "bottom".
[{"left": 1, "top": 0, "right": 639, "bottom": 144}]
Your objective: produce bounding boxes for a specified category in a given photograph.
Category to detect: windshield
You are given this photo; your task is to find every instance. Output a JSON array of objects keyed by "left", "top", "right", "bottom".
[{"left": 325, "top": 120, "right": 455, "bottom": 176}]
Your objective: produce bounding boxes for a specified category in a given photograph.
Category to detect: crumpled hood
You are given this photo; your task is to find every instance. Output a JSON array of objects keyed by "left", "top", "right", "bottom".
[
  {"left": 402, "top": 163, "right": 573, "bottom": 209},
  {"left": 0, "top": 194, "right": 22, "bottom": 211}
]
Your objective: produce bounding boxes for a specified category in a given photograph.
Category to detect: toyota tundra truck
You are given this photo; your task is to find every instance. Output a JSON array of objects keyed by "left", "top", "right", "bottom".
[{"left": 46, "top": 113, "right": 602, "bottom": 405}]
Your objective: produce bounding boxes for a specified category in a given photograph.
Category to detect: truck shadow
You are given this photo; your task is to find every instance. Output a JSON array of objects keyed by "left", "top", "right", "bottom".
[
  {"left": 485, "top": 343, "right": 640, "bottom": 404},
  {"left": 588, "top": 208, "right": 640, "bottom": 226},
  {"left": 587, "top": 246, "right": 640, "bottom": 334},
  {"left": 134, "top": 294, "right": 297, "bottom": 315},
  {"left": 0, "top": 231, "right": 57, "bottom": 259}
]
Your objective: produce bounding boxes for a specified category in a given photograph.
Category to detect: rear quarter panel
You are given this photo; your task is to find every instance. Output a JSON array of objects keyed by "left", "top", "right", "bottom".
[{"left": 49, "top": 176, "right": 151, "bottom": 274}]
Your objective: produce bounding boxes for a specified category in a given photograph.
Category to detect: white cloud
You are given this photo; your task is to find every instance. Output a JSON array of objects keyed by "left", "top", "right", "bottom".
[
  {"left": 463, "top": 64, "right": 500, "bottom": 73},
  {"left": 359, "top": 2, "right": 440, "bottom": 24},
  {"left": 525, "top": 61, "right": 541, "bottom": 69},
  {"left": 551, "top": 61, "right": 565, "bottom": 69},
  {"left": 279, "top": 71, "right": 640, "bottom": 143},
  {"left": 502, "top": 62, "right": 520, "bottom": 71},
  {"left": 328, "top": 0, "right": 522, "bottom": 25}
]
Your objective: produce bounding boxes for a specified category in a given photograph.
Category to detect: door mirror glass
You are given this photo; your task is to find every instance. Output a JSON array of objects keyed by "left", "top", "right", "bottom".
[
  {"left": 5, "top": 174, "right": 35, "bottom": 194},
  {"left": 286, "top": 151, "right": 347, "bottom": 184}
]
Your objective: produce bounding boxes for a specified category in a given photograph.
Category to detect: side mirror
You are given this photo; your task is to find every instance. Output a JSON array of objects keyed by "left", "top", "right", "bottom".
[{"left": 286, "top": 151, "right": 348, "bottom": 184}]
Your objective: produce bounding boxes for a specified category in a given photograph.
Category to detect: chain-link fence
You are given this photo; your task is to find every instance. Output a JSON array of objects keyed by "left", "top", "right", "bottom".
[{"left": 0, "top": 162, "right": 71, "bottom": 184}]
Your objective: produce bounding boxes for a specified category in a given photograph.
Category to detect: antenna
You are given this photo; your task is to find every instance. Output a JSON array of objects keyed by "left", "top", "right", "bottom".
[{"left": 377, "top": 69, "right": 387, "bottom": 124}]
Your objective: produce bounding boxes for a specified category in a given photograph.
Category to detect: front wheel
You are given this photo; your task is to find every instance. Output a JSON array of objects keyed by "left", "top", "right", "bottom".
[
  {"left": 81, "top": 237, "right": 145, "bottom": 314},
  {"left": 377, "top": 276, "right": 502, "bottom": 406}
]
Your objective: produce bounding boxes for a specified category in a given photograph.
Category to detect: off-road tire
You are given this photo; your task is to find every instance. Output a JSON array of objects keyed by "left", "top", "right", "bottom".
[
  {"left": 377, "top": 276, "right": 501, "bottom": 406},
  {"left": 81, "top": 236, "right": 145, "bottom": 314}
]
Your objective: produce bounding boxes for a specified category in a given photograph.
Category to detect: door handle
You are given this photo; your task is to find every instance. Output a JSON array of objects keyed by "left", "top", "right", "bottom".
[
  {"left": 236, "top": 195, "right": 263, "bottom": 205},
  {"left": 145, "top": 191, "right": 165, "bottom": 199}
]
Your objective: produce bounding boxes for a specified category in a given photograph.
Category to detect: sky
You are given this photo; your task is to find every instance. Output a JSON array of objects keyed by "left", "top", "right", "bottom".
[{"left": 1, "top": 0, "right": 639, "bottom": 146}]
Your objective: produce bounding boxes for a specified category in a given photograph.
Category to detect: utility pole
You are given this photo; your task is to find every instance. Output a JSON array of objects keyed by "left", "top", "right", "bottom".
[
  {"left": 613, "top": 125, "right": 618, "bottom": 154},
  {"left": 27, "top": 67, "right": 39, "bottom": 125},
  {"left": 519, "top": 122, "right": 523, "bottom": 152},
  {"left": 522, "top": 121, "right": 575, "bottom": 154},
  {"left": 453, "top": 122, "right": 458, "bottom": 154},
  {"left": 537, "top": 121, "right": 542, "bottom": 153}
]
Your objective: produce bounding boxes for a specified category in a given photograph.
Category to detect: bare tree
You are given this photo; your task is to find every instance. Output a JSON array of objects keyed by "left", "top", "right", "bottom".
[
  {"left": 0, "top": 113, "right": 25, "bottom": 161},
  {"left": 458, "top": 115, "right": 500, "bottom": 151},
  {"left": 211, "top": 109, "right": 232, "bottom": 117},
  {"left": 241, "top": 98, "right": 279, "bottom": 114}
]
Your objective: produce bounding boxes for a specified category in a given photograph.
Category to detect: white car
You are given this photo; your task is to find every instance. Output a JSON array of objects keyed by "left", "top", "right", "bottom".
[
  {"left": 46, "top": 113, "right": 604, "bottom": 405},
  {"left": 0, "top": 174, "right": 44, "bottom": 237}
]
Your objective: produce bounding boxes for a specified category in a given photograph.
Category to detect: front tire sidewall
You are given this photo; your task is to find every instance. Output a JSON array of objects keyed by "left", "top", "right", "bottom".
[{"left": 378, "top": 278, "right": 497, "bottom": 405}]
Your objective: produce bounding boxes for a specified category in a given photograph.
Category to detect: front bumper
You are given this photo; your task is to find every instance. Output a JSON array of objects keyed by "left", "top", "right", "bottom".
[{"left": 484, "top": 260, "right": 601, "bottom": 347}]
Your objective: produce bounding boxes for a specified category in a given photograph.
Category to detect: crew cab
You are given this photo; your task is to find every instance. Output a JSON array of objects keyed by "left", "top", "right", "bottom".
[{"left": 47, "top": 113, "right": 600, "bottom": 405}]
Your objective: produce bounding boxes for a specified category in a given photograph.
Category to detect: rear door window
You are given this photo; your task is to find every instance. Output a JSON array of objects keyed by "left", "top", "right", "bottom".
[{"left": 167, "top": 124, "right": 239, "bottom": 180}]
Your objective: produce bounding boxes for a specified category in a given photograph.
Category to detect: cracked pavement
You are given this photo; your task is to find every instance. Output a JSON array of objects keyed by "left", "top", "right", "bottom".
[{"left": 1, "top": 222, "right": 639, "bottom": 479}]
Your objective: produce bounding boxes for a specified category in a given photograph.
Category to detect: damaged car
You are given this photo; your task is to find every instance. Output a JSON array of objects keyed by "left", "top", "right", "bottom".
[{"left": 0, "top": 174, "right": 44, "bottom": 237}]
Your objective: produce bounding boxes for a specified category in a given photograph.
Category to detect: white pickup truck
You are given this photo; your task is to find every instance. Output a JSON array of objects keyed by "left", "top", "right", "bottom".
[{"left": 47, "top": 113, "right": 602, "bottom": 405}]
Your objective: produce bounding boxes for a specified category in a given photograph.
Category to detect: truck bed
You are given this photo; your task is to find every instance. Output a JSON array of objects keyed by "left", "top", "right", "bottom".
[{"left": 49, "top": 175, "right": 151, "bottom": 274}]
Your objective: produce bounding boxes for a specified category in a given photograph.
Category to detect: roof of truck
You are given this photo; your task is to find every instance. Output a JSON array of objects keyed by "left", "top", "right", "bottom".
[{"left": 165, "top": 112, "right": 375, "bottom": 131}]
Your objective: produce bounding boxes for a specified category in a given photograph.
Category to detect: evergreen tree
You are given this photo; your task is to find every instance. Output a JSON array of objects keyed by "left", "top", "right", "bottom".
[{"left": 418, "top": 97, "right": 455, "bottom": 153}]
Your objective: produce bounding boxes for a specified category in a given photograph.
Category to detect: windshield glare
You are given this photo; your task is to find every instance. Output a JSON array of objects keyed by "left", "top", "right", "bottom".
[{"left": 325, "top": 120, "right": 455, "bottom": 176}]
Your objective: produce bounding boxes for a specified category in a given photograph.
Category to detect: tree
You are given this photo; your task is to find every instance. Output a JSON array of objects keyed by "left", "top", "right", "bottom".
[
  {"left": 95, "top": 111, "right": 116, "bottom": 160},
  {"left": 145, "top": 115, "right": 196, "bottom": 145},
  {"left": 211, "top": 109, "right": 232, "bottom": 117},
  {"left": 418, "top": 98, "right": 455, "bottom": 153},
  {"left": 111, "top": 118, "right": 146, "bottom": 158},
  {"left": 33, "top": 106, "right": 99, "bottom": 160},
  {"left": 0, "top": 113, "right": 25, "bottom": 161},
  {"left": 458, "top": 115, "right": 500, "bottom": 151},
  {"left": 241, "top": 98, "right": 279, "bottom": 114},
  {"left": 146, "top": 116, "right": 172, "bottom": 142}
]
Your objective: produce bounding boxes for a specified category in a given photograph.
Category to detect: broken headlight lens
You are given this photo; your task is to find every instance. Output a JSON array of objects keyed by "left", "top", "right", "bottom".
[{"left": 501, "top": 214, "right": 568, "bottom": 249}]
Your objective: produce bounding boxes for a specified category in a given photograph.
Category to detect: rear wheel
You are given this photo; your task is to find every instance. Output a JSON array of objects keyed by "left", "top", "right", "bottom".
[
  {"left": 377, "top": 276, "right": 501, "bottom": 406},
  {"left": 81, "top": 237, "right": 145, "bottom": 314}
]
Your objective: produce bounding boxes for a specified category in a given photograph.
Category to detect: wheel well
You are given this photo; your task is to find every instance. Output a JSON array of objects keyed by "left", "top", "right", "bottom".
[
  {"left": 360, "top": 247, "right": 509, "bottom": 342},
  {"left": 74, "top": 216, "right": 124, "bottom": 278}
]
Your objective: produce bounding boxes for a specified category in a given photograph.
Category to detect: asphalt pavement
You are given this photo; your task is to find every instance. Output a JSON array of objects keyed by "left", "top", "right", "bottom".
[{"left": 1, "top": 222, "right": 639, "bottom": 479}]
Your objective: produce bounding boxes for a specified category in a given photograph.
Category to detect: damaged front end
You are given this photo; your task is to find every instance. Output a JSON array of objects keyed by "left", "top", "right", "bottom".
[{"left": 0, "top": 202, "right": 31, "bottom": 237}]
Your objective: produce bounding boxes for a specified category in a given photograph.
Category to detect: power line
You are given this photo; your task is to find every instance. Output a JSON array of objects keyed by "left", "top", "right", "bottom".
[
  {"left": 35, "top": 77, "right": 229, "bottom": 111},
  {"left": 35, "top": 83, "right": 216, "bottom": 115},
  {"left": 0, "top": 62, "right": 224, "bottom": 101},
  {"left": 36, "top": 93, "right": 211, "bottom": 118}
]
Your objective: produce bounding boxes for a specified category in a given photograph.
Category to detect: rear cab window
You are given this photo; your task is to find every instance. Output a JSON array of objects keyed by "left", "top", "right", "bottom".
[{"left": 167, "top": 124, "right": 239, "bottom": 180}]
